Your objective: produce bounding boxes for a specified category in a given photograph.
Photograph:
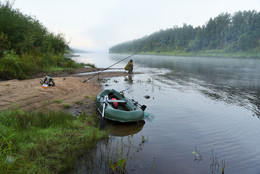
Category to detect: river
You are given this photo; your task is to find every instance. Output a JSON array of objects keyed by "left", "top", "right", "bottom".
[{"left": 72, "top": 53, "right": 260, "bottom": 174}]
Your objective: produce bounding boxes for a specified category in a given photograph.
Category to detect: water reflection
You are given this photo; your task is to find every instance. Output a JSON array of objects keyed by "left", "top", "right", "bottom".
[
  {"left": 105, "top": 119, "right": 145, "bottom": 136},
  {"left": 72, "top": 53, "right": 260, "bottom": 173},
  {"left": 192, "top": 147, "right": 226, "bottom": 174},
  {"left": 70, "top": 133, "right": 148, "bottom": 174},
  {"left": 124, "top": 74, "right": 133, "bottom": 84},
  {"left": 114, "top": 55, "right": 260, "bottom": 118},
  {"left": 159, "top": 68, "right": 260, "bottom": 118}
]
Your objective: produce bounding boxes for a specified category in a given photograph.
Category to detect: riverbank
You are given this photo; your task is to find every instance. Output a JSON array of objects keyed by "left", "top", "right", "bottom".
[
  {"left": 0, "top": 68, "right": 127, "bottom": 113},
  {"left": 158, "top": 49, "right": 260, "bottom": 58},
  {"left": 0, "top": 68, "right": 128, "bottom": 174},
  {"left": 112, "top": 49, "right": 260, "bottom": 58}
]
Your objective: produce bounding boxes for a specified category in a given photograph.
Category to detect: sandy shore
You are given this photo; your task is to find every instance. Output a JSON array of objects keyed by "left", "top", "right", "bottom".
[{"left": 0, "top": 69, "right": 127, "bottom": 116}]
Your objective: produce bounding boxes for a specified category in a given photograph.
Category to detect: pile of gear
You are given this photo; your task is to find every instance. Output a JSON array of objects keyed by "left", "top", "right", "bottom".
[{"left": 40, "top": 75, "right": 55, "bottom": 87}]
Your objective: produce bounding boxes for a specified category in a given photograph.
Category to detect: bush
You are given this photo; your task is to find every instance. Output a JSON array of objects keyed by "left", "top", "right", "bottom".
[
  {"left": 0, "top": 1, "right": 83, "bottom": 80},
  {"left": 0, "top": 51, "right": 26, "bottom": 79}
]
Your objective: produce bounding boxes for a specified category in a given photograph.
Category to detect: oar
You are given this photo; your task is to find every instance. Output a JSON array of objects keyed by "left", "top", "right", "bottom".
[
  {"left": 106, "top": 99, "right": 126, "bottom": 103},
  {"left": 141, "top": 105, "right": 147, "bottom": 111},
  {"left": 100, "top": 102, "right": 106, "bottom": 130},
  {"left": 102, "top": 102, "right": 106, "bottom": 117},
  {"left": 132, "top": 99, "right": 147, "bottom": 111}
]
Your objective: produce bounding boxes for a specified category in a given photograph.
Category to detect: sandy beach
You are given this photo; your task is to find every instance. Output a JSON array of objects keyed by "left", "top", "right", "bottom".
[{"left": 0, "top": 69, "right": 127, "bottom": 116}]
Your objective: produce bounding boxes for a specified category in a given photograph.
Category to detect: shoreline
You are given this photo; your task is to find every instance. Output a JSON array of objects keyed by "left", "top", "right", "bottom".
[
  {"left": 0, "top": 68, "right": 131, "bottom": 174},
  {"left": 110, "top": 50, "right": 260, "bottom": 58},
  {"left": 0, "top": 68, "right": 128, "bottom": 115}
]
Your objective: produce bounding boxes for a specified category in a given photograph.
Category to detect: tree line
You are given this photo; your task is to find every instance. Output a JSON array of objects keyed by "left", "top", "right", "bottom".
[
  {"left": 109, "top": 11, "right": 260, "bottom": 55},
  {"left": 0, "top": 1, "right": 80, "bottom": 80}
]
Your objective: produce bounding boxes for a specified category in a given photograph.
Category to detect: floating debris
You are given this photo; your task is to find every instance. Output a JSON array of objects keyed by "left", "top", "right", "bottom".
[{"left": 144, "top": 95, "right": 150, "bottom": 99}]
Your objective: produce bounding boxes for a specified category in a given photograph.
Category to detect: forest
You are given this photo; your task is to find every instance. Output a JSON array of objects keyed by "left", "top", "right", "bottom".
[
  {"left": 109, "top": 10, "right": 260, "bottom": 57},
  {"left": 0, "top": 1, "right": 81, "bottom": 80}
]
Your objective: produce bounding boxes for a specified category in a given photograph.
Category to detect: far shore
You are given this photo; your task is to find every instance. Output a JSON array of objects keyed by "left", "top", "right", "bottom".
[{"left": 110, "top": 50, "right": 260, "bottom": 58}]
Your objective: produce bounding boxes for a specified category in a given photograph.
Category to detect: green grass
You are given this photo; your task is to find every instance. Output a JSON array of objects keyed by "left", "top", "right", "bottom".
[
  {"left": 85, "top": 95, "right": 95, "bottom": 100},
  {"left": 0, "top": 108, "right": 106, "bottom": 174},
  {"left": 62, "top": 103, "right": 71, "bottom": 109},
  {"left": 74, "top": 101, "right": 83, "bottom": 105},
  {"left": 48, "top": 67, "right": 64, "bottom": 72},
  {"left": 83, "top": 63, "right": 96, "bottom": 68},
  {"left": 53, "top": 99, "right": 63, "bottom": 104}
]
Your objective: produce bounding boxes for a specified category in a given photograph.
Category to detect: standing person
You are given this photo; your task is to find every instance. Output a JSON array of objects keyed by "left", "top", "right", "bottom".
[{"left": 124, "top": 59, "right": 133, "bottom": 74}]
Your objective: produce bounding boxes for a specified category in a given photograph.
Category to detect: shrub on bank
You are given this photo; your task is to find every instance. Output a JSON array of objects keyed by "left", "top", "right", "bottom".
[{"left": 0, "top": 1, "right": 84, "bottom": 80}]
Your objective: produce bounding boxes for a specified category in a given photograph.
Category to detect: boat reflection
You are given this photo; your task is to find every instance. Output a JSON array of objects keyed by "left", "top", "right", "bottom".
[{"left": 104, "top": 119, "right": 145, "bottom": 137}]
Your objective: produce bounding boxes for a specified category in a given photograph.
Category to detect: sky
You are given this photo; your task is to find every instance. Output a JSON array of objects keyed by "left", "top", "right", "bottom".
[{"left": 11, "top": 0, "right": 260, "bottom": 52}]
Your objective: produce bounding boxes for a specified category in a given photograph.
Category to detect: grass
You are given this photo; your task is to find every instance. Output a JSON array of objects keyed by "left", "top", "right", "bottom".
[
  {"left": 0, "top": 108, "right": 106, "bottom": 174},
  {"left": 62, "top": 103, "right": 71, "bottom": 109},
  {"left": 53, "top": 99, "right": 71, "bottom": 109},
  {"left": 53, "top": 99, "right": 63, "bottom": 104},
  {"left": 85, "top": 95, "right": 95, "bottom": 100},
  {"left": 83, "top": 63, "right": 96, "bottom": 68},
  {"left": 74, "top": 101, "right": 83, "bottom": 105},
  {"left": 48, "top": 67, "right": 64, "bottom": 72}
]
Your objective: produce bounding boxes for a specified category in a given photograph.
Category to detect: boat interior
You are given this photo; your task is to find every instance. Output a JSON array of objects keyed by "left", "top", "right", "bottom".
[{"left": 107, "top": 93, "right": 130, "bottom": 111}]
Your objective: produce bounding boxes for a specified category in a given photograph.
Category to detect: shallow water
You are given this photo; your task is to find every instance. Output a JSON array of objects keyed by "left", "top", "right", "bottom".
[{"left": 72, "top": 53, "right": 260, "bottom": 174}]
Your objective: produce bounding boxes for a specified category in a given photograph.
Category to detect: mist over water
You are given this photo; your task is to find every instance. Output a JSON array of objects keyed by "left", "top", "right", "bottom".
[{"left": 72, "top": 53, "right": 260, "bottom": 174}]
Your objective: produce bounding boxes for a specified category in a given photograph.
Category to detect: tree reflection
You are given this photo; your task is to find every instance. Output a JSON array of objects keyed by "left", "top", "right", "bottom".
[
  {"left": 147, "top": 56, "right": 260, "bottom": 118},
  {"left": 69, "top": 133, "right": 148, "bottom": 174}
]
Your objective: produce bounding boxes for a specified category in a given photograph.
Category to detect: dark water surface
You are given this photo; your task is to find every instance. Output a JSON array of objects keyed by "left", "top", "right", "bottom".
[{"left": 72, "top": 53, "right": 260, "bottom": 174}]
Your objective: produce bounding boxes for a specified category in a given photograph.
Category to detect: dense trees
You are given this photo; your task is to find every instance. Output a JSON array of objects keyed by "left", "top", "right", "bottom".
[
  {"left": 0, "top": 1, "right": 78, "bottom": 80},
  {"left": 0, "top": 2, "right": 68, "bottom": 57},
  {"left": 109, "top": 11, "right": 260, "bottom": 55}
]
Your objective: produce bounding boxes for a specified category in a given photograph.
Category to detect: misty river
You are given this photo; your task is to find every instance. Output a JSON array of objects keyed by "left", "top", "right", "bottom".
[{"left": 71, "top": 53, "right": 260, "bottom": 174}]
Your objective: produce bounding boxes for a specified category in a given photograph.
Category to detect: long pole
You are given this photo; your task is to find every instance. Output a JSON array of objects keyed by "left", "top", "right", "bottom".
[{"left": 83, "top": 51, "right": 143, "bottom": 83}]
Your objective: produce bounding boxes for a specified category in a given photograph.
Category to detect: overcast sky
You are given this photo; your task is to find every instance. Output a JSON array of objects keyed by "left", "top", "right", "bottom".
[{"left": 13, "top": 0, "right": 260, "bottom": 52}]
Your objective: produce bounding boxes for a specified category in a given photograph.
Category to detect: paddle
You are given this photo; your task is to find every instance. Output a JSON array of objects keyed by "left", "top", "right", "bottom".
[
  {"left": 106, "top": 96, "right": 146, "bottom": 110},
  {"left": 100, "top": 102, "right": 106, "bottom": 130},
  {"left": 106, "top": 99, "right": 126, "bottom": 103},
  {"left": 131, "top": 99, "right": 147, "bottom": 111}
]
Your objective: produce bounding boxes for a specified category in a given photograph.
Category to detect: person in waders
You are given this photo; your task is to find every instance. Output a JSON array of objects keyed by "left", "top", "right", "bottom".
[{"left": 125, "top": 59, "right": 133, "bottom": 74}]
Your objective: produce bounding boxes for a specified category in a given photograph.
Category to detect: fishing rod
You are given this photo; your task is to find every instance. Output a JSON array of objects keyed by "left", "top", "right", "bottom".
[
  {"left": 83, "top": 49, "right": 147, "bottom": 83},
  {"left": 133, "top": 61, "right": 148, "bottom": 72},
  {"left": 82, "top": 41, "right": 163, "bottom": 83}
]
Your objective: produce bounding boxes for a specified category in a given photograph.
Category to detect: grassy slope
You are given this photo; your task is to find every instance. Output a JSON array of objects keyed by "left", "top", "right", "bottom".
[{"left": 0, "top": 108, "right": 106, "bottom": 174}]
